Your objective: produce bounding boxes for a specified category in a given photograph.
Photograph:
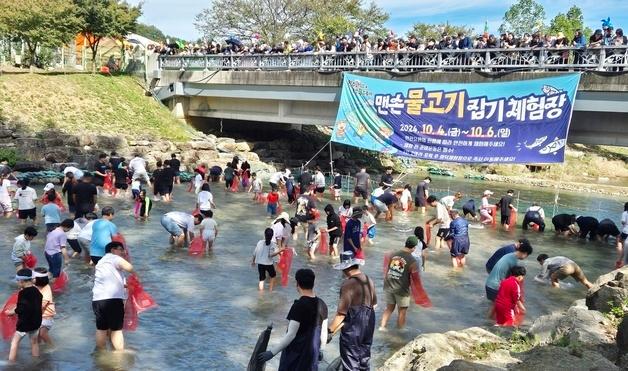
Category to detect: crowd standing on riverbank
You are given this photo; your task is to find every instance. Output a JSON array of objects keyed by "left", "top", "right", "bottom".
[{"left": 0, "top": 153, "right": 626, "bottom": 369}]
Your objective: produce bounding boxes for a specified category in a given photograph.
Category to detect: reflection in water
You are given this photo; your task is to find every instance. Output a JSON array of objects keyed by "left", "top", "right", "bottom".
[{"left": 0, "top": 176, "right": 621, "bottom": 370}]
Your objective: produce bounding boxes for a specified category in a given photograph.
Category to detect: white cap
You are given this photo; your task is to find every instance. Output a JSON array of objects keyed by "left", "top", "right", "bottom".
[
  {"left": 43, "top": 183, "right": 55, "bottom": 192},
  {"left": 483, "top": 190, "right": 494, "bottom": 196}
]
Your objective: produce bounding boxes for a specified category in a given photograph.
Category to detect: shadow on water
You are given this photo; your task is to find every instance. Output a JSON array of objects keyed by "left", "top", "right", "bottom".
[{"left": 0, "top": 175, "right": 622, "bottom": 370}]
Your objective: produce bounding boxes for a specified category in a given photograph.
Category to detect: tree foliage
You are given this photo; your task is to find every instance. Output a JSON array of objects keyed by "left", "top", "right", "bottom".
[
  {"left": 194, "top": 0, "right": 388, "bottom": 45},
  {"left": 0, "top": 0, "right": 80, "bottom": 66},
  {"left": 408, "top": 23, "right": 475, "bottom": 41},
  {"left": 499, "top": 0, "right": 546, "bottom": 35},
  {"left": 135, "top": 23, "right": 166, "bottom": 42},
  {"left": 549, "top": 6, "right": 592, "bottom": 40},
  {"left": 74, "top": 0, "right": 141, "bottom": 69}
]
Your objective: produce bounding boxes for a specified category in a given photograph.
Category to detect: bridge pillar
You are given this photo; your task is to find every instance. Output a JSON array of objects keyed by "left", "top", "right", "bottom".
[{"left": 170, "top": 97, "right": 188, "bottom": 120}]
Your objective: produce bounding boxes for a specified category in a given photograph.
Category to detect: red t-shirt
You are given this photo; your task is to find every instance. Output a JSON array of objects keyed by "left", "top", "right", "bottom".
[
  {"left": 494, "top": 276, "right": 521, "bottom": 326},
  {"left": 267, "top": 192, "right": 279, "bottom": 204}
]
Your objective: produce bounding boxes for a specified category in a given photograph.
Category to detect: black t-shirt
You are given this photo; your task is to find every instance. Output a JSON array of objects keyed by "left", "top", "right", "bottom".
[
  {"left": 327, "top": 213, "right": 342, "bottom": 238},
  {"left": 597, "top": 218, "right": 620, "bottom": 236},
  {"left": 114, "top": 168, "right": 129, "bottom": 185},
  {"left": 109, "top": 157, "right": 122, "bottom": 170},
  {"left": 15, "top": 286, "right": 43, "bottom": 332},
  {"left": 378, "top": 191, "right": 398, "bottom": 205},
  {"left": 553, "top": 214, "right": 575, "bottom": 229},
  {"left": 62, "top": 180, "right": 76, "bottom": 205},
  {"left": 94, "top": 161, "right": 108, "bottom": 181},
  {"left": 152, "top": 168, "right": 162, "bottom": 183},
  {"left": 169, "top": 159, "right": 181, "bottom": 172},
  {"left": 576, "top": 216, "right": 598, "bottom": 231},
  {"left": 333, "top": 175, "right": 342, "bottom": 188},
  {"left": 300, "top": 172, "right": 312, "bottom": 187},
  {"left": 279, "top": 296, "right": 328, "bottom": 370},
  {"left": 463, "top": 199, "right": 476, "bottom": 212},
  {"left": 416, "top": 181, "right": 428, "bottom": 198},
  {"left": 380, "top": 173, "right": 393, "bottom": 185},
  {"left": 499, "top": 195, "right": 513, "bottom": 216},
  {"left": 158, "top": 167, "right": 175, "bottom": 186},
  {"left": 72, "top": 182, "right": 97, "bottom": 206}
]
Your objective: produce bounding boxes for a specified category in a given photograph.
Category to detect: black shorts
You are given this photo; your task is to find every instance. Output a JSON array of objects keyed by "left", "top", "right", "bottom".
[
  {"left": 18, "top": 208, "right": 36, "bottom": 220},
  {"left": 329, "top": 235, "right": 341, "bottom": 246},
  {"left": 353, "top": 186, "right": 367, "bottom": 199},
  {"left": 257, "top": 264, "right": 276, "bottom": 281},
  {"left": 315, "top": 187, "right": 325, "bottom": 194},
  {"left": 501, "top": 214, "right": 510, "bottom": 225},
  {"left": 115, "top": 183, "right": 128, "bottom": 190},
  {"left": 436, "top": 228, "right": 450, "bottom": 238},
  {"left": 92, "top": 298, "right": 124, "bottom": 331},
  {"left": 93, "top": 177, "right": 104, "bottom": 187},
  {"left": 67, "top": 239, "right": 82, "bottom": 254},
  {"left": 415, "top": 197, "right": 427, "bottom": 207}
]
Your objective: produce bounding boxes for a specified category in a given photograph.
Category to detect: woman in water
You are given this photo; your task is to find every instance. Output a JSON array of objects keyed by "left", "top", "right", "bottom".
[{"left": 251, "top": 228, "right": 284, "bottom": 291}]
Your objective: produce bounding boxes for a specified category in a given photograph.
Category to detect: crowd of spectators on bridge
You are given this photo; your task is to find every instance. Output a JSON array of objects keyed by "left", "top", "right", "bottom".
[{"left": 153, "top": 23, "right": 627, "bottom": 57}]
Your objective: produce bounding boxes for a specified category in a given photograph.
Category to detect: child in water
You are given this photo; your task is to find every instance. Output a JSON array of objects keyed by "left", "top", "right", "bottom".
[
  {"left": 267, "top": 189, "right": 279, "bottom": 218},
  {"left": 306, "top": 218, "right": 320, "bottom": 260},
  {"left": 12, "top": 226, "right": 38, "bottom": 272},
  {"left": 495, "top": 266, "right": 527, "bottom": 327},
  {"left": 8, "top": 269, "right": 43, "bottom": 361},
  {"left": 248, "top": 172, "right": 262, "bottom": 201},
  {"left": 33, "top": 267, "right": 55, "bottom": 347},
  {"left": 332, "top": 172, "right": 342, "bottom": 201},
  {"left": 400, "top": 184, "right": 413, "bottom": 211},
  {"left": 134, "top": 189, "right": 152, "bottom": 220}
]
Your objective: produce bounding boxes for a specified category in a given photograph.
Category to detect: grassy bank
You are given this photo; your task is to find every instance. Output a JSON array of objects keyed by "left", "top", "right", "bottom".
[{"left": 0, "top": 73, "right": 191, "bottom": 141}]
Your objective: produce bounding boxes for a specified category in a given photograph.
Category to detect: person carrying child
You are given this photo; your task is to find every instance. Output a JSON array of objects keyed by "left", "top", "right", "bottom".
[{"left": 8, "top": 269, "right": 43, "bottom": 361}]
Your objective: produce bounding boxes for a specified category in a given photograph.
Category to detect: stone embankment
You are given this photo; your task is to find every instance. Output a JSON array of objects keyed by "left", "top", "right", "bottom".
[{"left": 381, "top": 266, "right": 628, "bottom": 370}]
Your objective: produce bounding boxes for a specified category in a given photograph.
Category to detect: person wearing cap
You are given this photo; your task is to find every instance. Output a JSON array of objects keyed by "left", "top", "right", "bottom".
[
  {"left": 425, "top": 196, "right": 451, "bottom": 250},
  {"left": 328, "top": 251, "right": 377, "bottom": 370},
  {"left": 272, "top": 212, "right": 291, "bottom": 249},
  {"left": 497, "top": 190, "right": 517, "bottom": 231},
  {"left": 414, "top": 176, "right": 431, "bottom": 214},
  {"left": 379, "top": 236, "right": 419, "bottom": 331},
  {"left": 440, "top": 192, "right": 463, "bottom": 211},
  {"left": 92, "top": 241, "right": 134, "bottom": 351},
  {"left": 480, "top": 190, "right": 494, "bottom": 225},
  {"left": 90, "top": 207, "right": 118, "bottom": 265},
  {"left": 8, "top": 268, "right": 43, "bottom": 361},
  {"left": 448, "top": 210, "right": 470, "bottom": 268}
]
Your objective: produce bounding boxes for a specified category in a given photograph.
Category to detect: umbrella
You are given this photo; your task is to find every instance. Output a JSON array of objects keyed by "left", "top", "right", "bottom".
[{"left": 247, "top": 323, "right": 273, "bottom": 371}]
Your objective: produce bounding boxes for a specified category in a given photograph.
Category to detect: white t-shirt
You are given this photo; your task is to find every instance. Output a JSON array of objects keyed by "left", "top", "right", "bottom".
[
  {"left": 400, "top": 189, "right": 412, "bottom": 204},
  {"left": 269, "top": 172, "right": 283, "bottom": 184},
  {"left": 252, "top": 178, "right": 262, "bottom": 192},
  {"left": 194, "top": 174, "right": 203, "bottom": 188},
  {"left": 440, "top": 195, "right": 456, "bottom": 209},
  {"left": 481, "top": 196, "right": 490, "bottom": 209},
  {"left": 200, "top": 218, "right": 217, "bottom": 240},
  {"left": 165, "top": 212, "right": 195, "bottom": 231},
  {"left": 129, "top": 157, "right": 147, "bottom": 173},
  {"left": 78, "top": 220, "right": 96, "bottom": 241},
  {"left": 527, "top": 205, "right": 546, "bottom": 220},
  {"left": 272, "top": 222, "right": 285, "bottom": 242},
  {"left": 0, "top": 179, "right": 10, "bottom": 199},
  {"left": 338, "top": 206, "right": 353, "bottom": 218},
  {"left": 435, "top": 202, "right": 451, "bottom": 228},
  {"left": 66, "top": 222, "right": 82, "bottom": 240},
  {"left": 14, "top": 186, "right": 37, "bottom": 210},
  {"left": 131, "top": 180, "right": 141, "bottom": 191},
  {"left": 622, "top": 211, "right": 628, "bottom": 235},
  {"left": 197, "top": 191, "right": 214, "bottom": 210},
  {"left": 64, "top": 166, "right": 84, "bottom": 179},
  {"left": 371, "top": 187, "right": 385, "bottom": 199},
  {"left": 253, "top": 240, "right": 277, "bottom": 266},
  {"left": 314, "top": 172, "right": 326, "bottom": 188},
  {"left": 92, "top": 253, "right": 127, "bottom": 301}
]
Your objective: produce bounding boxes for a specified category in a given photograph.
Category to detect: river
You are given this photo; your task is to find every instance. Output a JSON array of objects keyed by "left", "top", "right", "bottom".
[{"left": 0, "top": 175, "right": 623, "bottom": 370}]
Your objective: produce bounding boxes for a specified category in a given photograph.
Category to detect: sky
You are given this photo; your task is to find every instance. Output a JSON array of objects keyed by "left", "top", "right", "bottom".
[{"left": 129, "top": 0, "right": 628, "bottom": 41}]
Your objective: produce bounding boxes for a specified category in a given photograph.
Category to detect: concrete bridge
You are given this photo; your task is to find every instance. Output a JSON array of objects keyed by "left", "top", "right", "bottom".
[{"left": 152, "top": 50, "right": 628, "bottom": 146}]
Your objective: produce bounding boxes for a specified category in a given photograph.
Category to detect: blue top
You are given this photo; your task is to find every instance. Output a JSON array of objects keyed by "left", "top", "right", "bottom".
[
  {"left": 42, "top": 203, "right": 61, "bottom": 224},
  {"left": 343, "top": 218, "right": 361, "bottom": 253},
  {"left": 450, "top": 217, "right": 469, "bottom": 237},
  {"left": 90, "top": 219, "right": 118, "bottom": 257},
  {"left": 485, "top": 252, "right": 519, "bottom": 290},
  {"left": 485, "top": 244, "right": 516, "bottom": 273}
]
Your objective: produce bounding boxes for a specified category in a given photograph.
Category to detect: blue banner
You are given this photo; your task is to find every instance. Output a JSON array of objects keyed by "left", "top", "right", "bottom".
[{"left": 331, "top": 73, "right": 581, "bottom": 163}]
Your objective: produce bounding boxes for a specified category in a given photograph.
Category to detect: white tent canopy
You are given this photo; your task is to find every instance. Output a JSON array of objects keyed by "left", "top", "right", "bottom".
[{"left": 125, "top": 33, "right": 158, "bottom": 48}]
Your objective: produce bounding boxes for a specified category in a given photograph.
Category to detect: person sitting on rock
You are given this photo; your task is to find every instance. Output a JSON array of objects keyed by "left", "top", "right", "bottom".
[{"left": 534, "top": 254, "right": 593, "bottom": 289}]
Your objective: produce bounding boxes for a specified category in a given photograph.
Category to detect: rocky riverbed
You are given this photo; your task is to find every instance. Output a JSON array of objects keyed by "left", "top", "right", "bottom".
[{"left": 381, "top": 266, "right": 628, "bottom": 370}]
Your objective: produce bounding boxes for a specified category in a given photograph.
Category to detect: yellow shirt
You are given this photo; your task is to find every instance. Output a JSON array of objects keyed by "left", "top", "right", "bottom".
[{"left": 38, "top": 284, "right": 56, "bottom": 318}]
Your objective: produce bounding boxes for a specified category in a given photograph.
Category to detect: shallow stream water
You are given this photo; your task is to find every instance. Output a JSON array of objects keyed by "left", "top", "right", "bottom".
[{"left": 0, "top": 175, "right": 623, "bottom": 370}]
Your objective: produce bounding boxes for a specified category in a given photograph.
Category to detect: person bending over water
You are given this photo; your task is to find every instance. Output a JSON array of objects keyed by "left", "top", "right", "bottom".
[
  {"left": 161, "top": 211, "right": 202, "bottom": 247},
  {"left": 535, "top": 254, "right": 593, "bottom": 289}
]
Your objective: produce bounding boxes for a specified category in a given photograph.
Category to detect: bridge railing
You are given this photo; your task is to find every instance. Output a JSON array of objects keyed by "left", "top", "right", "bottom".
[{"left": 158, "top": 46, "right": 628, "bottom": 72}]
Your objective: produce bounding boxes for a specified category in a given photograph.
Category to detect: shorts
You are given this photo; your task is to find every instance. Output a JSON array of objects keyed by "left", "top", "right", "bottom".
[
  {"left": 553, "top": 263, "right": 586, "bottom": 283},
  {"left": 258, "top": 264, "right": 276, "bottom": 281},
  {"left": 92, "top": 298, "right": 124, "bottom": 331},
  {"left": 16, "top": 329, "right": 39, "bottom": 338},
  {"left": 267, "top": 203, "right": 277, "bottom": 215},
  {"left": 384, "top": 291, "right": 410, "bottom": 308},
  {"left": 41, "top": 318, "right": 54, "bottom": 330},
  {"left": 115, "top": 183, "right": 128, "bottom": 190},
  {"left": 373, "top": 199, "right": 388, "bottom": 213},
  {"left": 485, "top": 286, "right": 498, "bottom": 302},
  {"left": 0, "top": 197, "right": 13, "bottom": 212},
  {"left": 450, "top": 236, "right": 470, "bottom": 257},
  {"left": 174, "top": 171, "right": 181, "bottom": 177},
  {"left": 46, "top": 223, "right": 60, "bottom": 232},
  {"left": 45, "top": 252, "right": 63, "bottom": 278},
  {"left": 501, "top": 214, "right": 510, "bottom": 225},
  {"left": 315, "top": 186, "right": 325, "bottom": 194},
  {"left": 415, "top": 196, "right": 427, "bottom": 207},
  {"left": 90, "top": 255, "right": 102, "bottom": 265},
  {"left": 353, "top": 186, "right": 367, "bottom": 199},
  {"left": 161, "top": 215, "right": 184, "bottom": 236},
  {"left": 18, "top": 208, "right": 36, "bottom": 220},
  {"left": 436, "top": 228, "right": 450, "bottom": 238},
  {"left": 330, "top": 235, "right": 340, "bottom": 246}
]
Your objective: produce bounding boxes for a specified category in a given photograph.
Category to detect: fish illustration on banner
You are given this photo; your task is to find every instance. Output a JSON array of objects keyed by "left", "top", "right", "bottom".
[{"left": 331, "top": 73, "right": 581, "bottom": 164}]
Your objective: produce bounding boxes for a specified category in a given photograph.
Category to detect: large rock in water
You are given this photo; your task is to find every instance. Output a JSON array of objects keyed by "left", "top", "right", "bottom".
[
  {"left": 379, "top": 327, "right": 517, "bottom": 371},
  {"left": 617, "top": 316, "right": 628, "bottom": 356},
  {"left": 586, "top": 266, "right": 628, "bottom": 313},
  {"left": 508, "top": 345, "right": 619, "bottom": 371}
]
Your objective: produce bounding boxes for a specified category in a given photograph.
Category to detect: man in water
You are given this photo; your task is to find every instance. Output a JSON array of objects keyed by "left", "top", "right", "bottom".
[
  {"left": 93, "top": 153, "right": 109, "bottom": 190},
  {"left": 448, "top": 210, "right": 470, "bottom": 268},
  {"left": 170, "top": 153, "right": 181, "bottom": 184},
  {"left": 129, "top": 153, "right": 151, "bottom": 187},
  {"left": 462, "top": 199, "right": 478, "bottom": 221},
  {"left": 343, "top": 208, "right": 362, "bottom": 256},
  {"left": 572, "top": 215, "right": 599, "bottom": 240},
  {"left": 72, "top": 174, "right": 98, "bottom": 219},
  {"left": 497, "top": 190, "right": 517, "bottom": 231},
  {"left": 440, "top": 192, "right": 462, "bottom": 211},
  {"left": 353, "top": 167, "right": 371, "bottom": 207},
  {"left": 90, "top": 207, "right": 118, "bottom": 265},
  {"left": 535, "top": 254, "right": 593, "bottom": 289},
  {"left": 414, "top": 176, "right": 431, "bottom": 214},
  {"left": 485, "top": 239, "right": 532, "bottom": 273},
  {"left": 380, "top": 167, "right": 393, "bottom": 186},
  {"left": 485, "top": 243, "right": 533, "bottom": 313},
  {"left": 299, "top": 168, "right": 313, "bottom": 195},
  {"left": 293, "top": 190, "right": 317, "bottom": 240},
  {"left": 552, "top": 213, "right": 577, "bottom": 236},
  {"left": 425, "top": 196, "right": 451, "bottom": 250},
  {"left": 374, "top": 187, "right": 397, "bottom": 221},
  {"left": 269, "top": 169, "right": 288, "bottom": 192},
  {"left": 522, "top": 202, "right": 546, "bottom": 232},
  {"left": 161, "top": 211, "right": 202, "bottom": 247},
  {"left": 328, "top": 251, "right": 377, "bottom": 370},
  {"left": 379, "top": 236, "right": 419, "bottom": 330},
  {"left": 257, "top": 269, "right": 328, "bottom": 368}
]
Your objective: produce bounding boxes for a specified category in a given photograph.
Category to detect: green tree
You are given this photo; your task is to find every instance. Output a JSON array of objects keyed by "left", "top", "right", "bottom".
[
  {"left": 0, "top": 0, "right": 80, "bottom": 67},
  {"left": 74, "top": 0, "right": 141, "bottom": 71},
  {"left": 499, "top": 0, "right": 546, "bottom": 35},
  {"left": 408, "top": 23, "right": 475, "bottom": 42},
  {"left": 194, "top": 0, "right": 388, "bottom": 46},
  {"left": 135, "top": 23, "right": 166, "bottom": 42},
  {"left": 549, "top": 6, "right": 592, "bottom": 40}
]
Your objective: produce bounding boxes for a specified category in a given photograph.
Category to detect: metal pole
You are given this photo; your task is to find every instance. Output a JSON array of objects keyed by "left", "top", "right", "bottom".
[{"left": 329, "top": 141, "right": 334, "bottom": 177}]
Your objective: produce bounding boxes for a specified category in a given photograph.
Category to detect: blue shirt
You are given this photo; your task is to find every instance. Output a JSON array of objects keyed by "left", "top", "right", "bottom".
[
  {"left": 485, "top": 252, "right": 519, "bottom": 290},
  {"left": 450, "top": 217, "right": 469, "bottom": 237},
  {"left": 485, "top": 244, "right": 516, "bottom": 273},
  {"left": 343, "top": 218, "right": 361, "bottom": 253},
  {"left": 90, "top": 219, "right": 118, "bottom": 257},
  {"left": 42, "top": 203, "right": 61, "bottom": 224}
]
